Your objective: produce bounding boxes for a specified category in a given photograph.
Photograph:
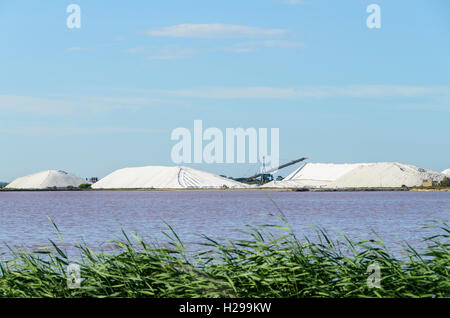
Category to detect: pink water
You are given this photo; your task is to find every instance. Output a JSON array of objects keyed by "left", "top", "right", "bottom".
[{"left": 0, "top": 190, "right": 448, "bottom": 257}]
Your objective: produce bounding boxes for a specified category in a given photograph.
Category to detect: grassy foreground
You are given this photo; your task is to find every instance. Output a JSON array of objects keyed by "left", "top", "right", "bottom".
[{"left": 0, "top": 220, "right": 448, "bottom": 298}]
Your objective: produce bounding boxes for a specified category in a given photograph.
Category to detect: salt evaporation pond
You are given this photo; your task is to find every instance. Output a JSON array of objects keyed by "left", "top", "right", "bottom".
[{"left": 0, "top": 191, "right": 448, "bottom": 259}]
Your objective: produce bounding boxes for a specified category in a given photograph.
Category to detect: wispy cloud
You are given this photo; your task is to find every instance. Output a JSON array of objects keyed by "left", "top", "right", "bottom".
[
  {"left": 0, "top": 126, "right": 167, "bottom": 137},
  {"left": 150, "top": 85, "right": 450, "bottom": 100},
  {"left": 0, "top": 95, "right": 77, "bottom": 114},
  {"left": 66, "top": 47, "right": 83, "bottom": 52},
  {"left": 283, "top": 0, "right": 309, "bottom": 4},
  {"left": 2, "top": 86, "right": 448, "bottom": 117},
  {"left": 0, "top": 94, "right": 183, "bottom": 115},
  {"left": 126, "top": 40, "right": 304, "bottom": 60},
  {"left": 126, "top": 47, "right": 142, "bottom": 54},
  {"left": 145, "top": 24, "right": 288, "bottom": 39},
  {"left": 126, "top": 45, "right": 198, "bottom": 60},
  {"left": 224, "top": 40, "right": 305, "bottom": 53},
  {"left": 149, "top": 46, "right": 198, "bottom": 60}
]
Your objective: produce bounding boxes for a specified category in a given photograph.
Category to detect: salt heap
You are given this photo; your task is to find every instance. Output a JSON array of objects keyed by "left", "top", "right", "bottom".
[
  {"left": 263, "top": 162, "right": 446, "bottom": 189},
  {"left": 328, "top": 162, "right": 445, "bottom": 188},
  {"left": 92, "top": 166, "right": 247, "bottom": 189},
  {"left": 442, "top": 169, "right": 450, "bottom": 177},
  {"left": 263, "top": 163, "right": 368, "bottom": 188},
  {"left": 5, "top": 170, "right": 86, "bottom": 189}
]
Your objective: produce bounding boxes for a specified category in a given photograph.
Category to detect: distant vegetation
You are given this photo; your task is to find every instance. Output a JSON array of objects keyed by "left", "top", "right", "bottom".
[
  {"left": 0, "top": 219, "right": 448, "bottom": 298},
  {"left": 0, "top": 182, "right": 7, "bottom": 188},
  {"left": 29, "top": 184, "right": 93, "bottom": 191},
  {"left": 440, "top": 177, "right": 450, "bottom": 187},
  {"left": 418, "top": 177, "right": 450, "bottom": 189},
  {"left": 62, "top": 184, "right": 91, "bottom": 190}
]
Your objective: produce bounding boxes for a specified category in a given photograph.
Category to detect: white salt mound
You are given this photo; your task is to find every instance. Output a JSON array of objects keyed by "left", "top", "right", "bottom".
[
  {"left": 442, "top": 169, "right": 450, "bottom": 177},
  {"left": 263, "top": 162, "right": 446, "bottom": 189},
  {"left": 92, "top": 166, "right": 247, "bottom": 189},
  {"left": 263, "top": 163, "right": 368, "bottom": 188},
  {"left": 328, "top": 162, "right": 445, "bottom": 189},
  {"left": 5, "top": 170, "right": 86, "bottom": 189}
]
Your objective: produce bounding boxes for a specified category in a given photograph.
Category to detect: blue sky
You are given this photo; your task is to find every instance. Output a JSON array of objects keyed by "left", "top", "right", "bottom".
[{"left": 1, "top": 0, "right": 449, "bottom": 181}]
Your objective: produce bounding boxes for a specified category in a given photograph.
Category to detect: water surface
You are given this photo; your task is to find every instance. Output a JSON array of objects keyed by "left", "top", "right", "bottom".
[{"left": 0, "top": 191, "right": 448, "bottom": 258}]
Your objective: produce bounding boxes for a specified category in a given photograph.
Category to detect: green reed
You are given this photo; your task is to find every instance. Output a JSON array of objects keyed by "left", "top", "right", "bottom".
[{"left": 0, "top": 219, "right": 448, "bottom": 298}]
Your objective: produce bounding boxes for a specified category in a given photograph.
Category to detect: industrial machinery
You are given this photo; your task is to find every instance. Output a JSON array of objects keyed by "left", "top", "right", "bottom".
[{"left": 245, "top": 156, "right": 308, "bottom": 185}]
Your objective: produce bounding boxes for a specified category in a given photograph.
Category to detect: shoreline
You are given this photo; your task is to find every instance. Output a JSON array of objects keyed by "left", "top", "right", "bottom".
[{"left": 1, "top": 187, "right": 449, "bottom": 192}]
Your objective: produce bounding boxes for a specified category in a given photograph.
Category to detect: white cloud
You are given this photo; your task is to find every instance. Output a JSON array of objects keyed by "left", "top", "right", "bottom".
[{"left": 145, "top": 24, "right": 288, "bottom": 38}]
